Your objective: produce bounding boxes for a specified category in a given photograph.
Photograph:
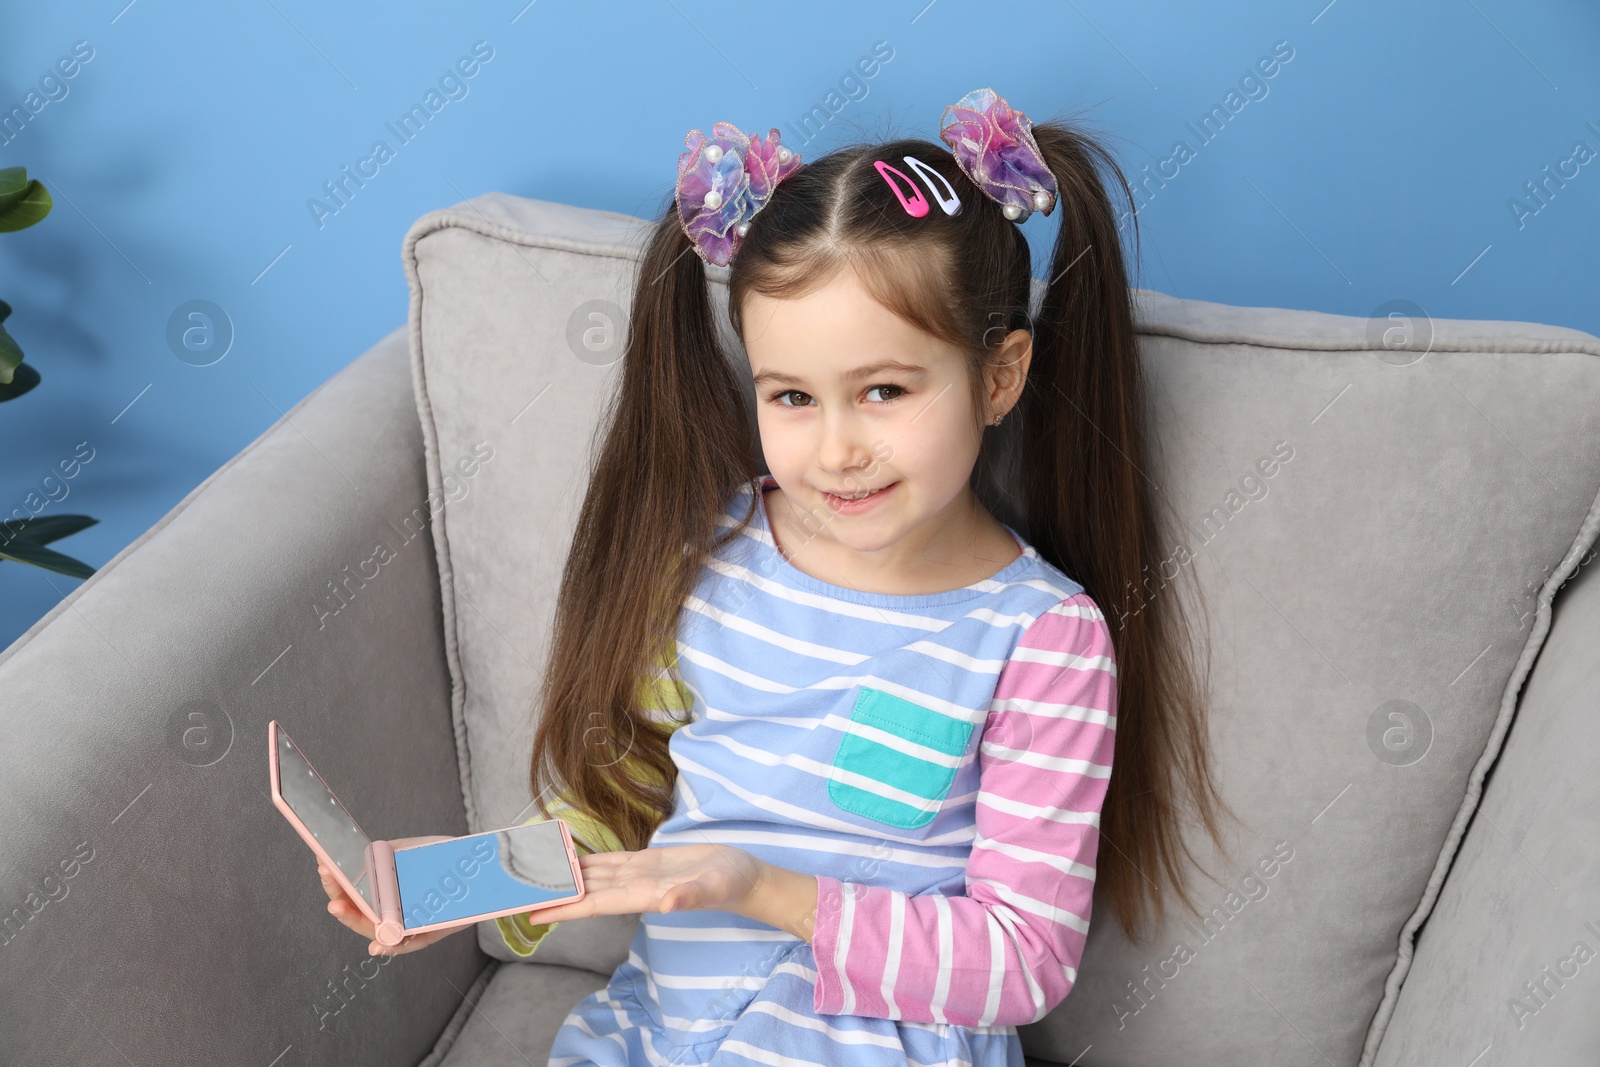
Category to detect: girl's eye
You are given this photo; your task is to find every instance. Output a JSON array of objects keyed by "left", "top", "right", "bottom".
[{"left": 769, "top": 385, "right": 905, "bottom": 407}]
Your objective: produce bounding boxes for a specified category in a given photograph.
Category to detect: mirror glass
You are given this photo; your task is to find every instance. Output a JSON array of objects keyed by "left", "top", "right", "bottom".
[
  {"left": 276, "top": 728, "right": 376, "bottom": 911},
  {"left": 393, "top": 821, "right": 578, "bottom": 929}
]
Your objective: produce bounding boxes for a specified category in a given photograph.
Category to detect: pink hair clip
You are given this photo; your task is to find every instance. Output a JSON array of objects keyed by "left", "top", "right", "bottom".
[
  {"left": 676, "top": 123, "right": 803, "bottom": 266},
  {"left": 873, "top": 160, "right": 929, "bottom": 218},
  {"left": 874, "top": 156, "right": 963, "bottom": 219}
]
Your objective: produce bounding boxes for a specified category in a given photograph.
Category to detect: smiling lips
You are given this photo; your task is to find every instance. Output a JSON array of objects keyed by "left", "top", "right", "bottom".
[{"left": 821, "top": 481, "right": 897, "bottom": 513}]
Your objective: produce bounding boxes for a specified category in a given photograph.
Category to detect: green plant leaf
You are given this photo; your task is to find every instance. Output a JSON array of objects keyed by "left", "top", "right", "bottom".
[
  {"left": 2, "top": 514, "right": 97, "bottom": 546},
  {"left": 0, "top": 174, "right": 51, "bottom": 233},
  {"left": 0, "top": 361, "right": 38, "bottom": 401},
  {"left": 0, "top": 315, "right": 22, "bottom": 383},
  {"left": 0, "top": 533, "right": 95, "bottom": 580},
  {"left": 0, "top": 167, "right": 28, "bottom": 202}
]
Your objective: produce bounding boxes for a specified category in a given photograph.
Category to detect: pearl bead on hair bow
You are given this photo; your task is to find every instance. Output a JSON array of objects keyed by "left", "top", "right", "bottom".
[
  {"left": 938, "top": 87, "right": 1058, "bottom": 223},
  {"left": 675, "top": 123, "right": 802, "bottom": 266}
]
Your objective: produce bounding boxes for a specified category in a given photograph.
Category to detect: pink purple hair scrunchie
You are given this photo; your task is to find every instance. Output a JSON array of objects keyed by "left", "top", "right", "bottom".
[{"left": 675, "top": 123, "right": 802, "bottom": 267}]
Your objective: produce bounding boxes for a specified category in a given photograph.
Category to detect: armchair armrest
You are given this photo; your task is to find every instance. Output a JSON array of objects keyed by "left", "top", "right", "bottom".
[
  {"left": 1372, "top": 525, "right": 1600, "bottom": 1065},
  {"left": 0, "top": 327, "right": 481, "bottom": 1064}
]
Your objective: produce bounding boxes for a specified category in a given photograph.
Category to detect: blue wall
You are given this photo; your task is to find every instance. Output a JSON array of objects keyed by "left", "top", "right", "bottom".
[{"left": 1, "top": 0, "right": 1596, "bottom": 648}]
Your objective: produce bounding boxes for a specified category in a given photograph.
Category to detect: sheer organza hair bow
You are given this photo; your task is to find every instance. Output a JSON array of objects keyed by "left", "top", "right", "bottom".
[
  {"left": 674, "top": 87, "right": 1059, "bottom": 266},
  {"left": 674, "top": 124, "right": 801, "bottom": 267}
]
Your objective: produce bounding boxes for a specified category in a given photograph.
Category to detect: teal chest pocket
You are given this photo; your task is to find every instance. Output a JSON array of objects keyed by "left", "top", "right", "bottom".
[{"left": 827, "top": 686, "right": 975, "bottom": 830}]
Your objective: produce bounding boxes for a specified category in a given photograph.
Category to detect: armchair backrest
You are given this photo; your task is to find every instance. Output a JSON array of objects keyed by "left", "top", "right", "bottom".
[{"left": 404, "top": 192, "right": 1600, "bottom": 1065}]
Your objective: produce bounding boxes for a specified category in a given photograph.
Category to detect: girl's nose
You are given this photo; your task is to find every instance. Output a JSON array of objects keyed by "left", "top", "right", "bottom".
[{"left": 815, "top": 411, "right": 875, "bottom": 473}]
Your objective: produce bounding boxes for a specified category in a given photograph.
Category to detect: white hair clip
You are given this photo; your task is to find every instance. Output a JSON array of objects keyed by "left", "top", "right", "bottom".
[{"left": 901, "top": 155, "right": 962, "bottom": 216}]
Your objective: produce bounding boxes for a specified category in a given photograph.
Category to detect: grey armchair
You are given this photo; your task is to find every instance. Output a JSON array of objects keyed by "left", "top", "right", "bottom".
[{"left": 3, "top": 192, "right": 1597, "bottom": 1067}]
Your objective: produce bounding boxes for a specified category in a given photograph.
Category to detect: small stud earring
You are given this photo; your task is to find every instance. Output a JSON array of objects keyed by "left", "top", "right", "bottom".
[{"left": 991, "top": 412, "right": 1005, "bottom": 427}]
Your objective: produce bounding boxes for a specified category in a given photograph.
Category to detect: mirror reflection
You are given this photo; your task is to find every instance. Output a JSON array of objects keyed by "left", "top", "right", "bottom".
[
  {"left": 393, "top": 821, "right": 578, "bottom": 929},
  {"left": 276, "top": 730, "right": 376, "bottom": 911}
]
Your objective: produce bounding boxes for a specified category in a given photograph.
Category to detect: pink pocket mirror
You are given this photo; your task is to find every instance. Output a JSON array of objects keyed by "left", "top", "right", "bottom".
[{"left": 267, "top": 720, "right": 585, "bottom": 945}]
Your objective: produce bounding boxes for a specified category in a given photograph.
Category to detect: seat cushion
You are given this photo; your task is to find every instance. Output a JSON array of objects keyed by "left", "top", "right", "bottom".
[
  {"left": 431, "top": 961, "right": 609, "bottom": 1067},
  {"left": 403, "top": 191, "right": 1600, "bottom": 1065}
]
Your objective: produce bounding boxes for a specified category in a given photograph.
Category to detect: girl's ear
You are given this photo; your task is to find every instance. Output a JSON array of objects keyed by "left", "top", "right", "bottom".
[{"left": 984, "top": 328, "right": 1033, "bottom": 420}]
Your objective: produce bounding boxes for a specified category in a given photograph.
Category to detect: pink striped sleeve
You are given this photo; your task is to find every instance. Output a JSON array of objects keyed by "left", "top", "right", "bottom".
[{"left": 810, "top": 591, "right": 1118, "bottom": 1026}]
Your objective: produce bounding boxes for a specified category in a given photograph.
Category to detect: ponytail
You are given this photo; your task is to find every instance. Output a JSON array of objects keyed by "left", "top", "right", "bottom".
[
  {"left": 527, "top": 202, "right": 758, "bottom": 852},
  {"left": 1019, "top": 118, "right": 1237, "bottom": 941}
]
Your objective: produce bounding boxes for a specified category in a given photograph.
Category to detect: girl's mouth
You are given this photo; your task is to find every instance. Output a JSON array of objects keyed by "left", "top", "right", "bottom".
[{"left": 821, "top": 481, "right": 898, "bottom": 514}]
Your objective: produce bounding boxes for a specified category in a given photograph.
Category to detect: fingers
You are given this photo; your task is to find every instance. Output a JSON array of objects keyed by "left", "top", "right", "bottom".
[
  {"left": 515, "top": 881, "right": 630, "bottom": 925},
  {"left": 389, "top": 834, "right": 455, "bottom": 850},
  {"left": 317, "top": 864, "right": 368, "bottom": 907},
  {"left": 325, "top": 897, "right": 376, "bottom": 938},
  {"left": 315, "top": 864, "right": 452, "bottom": 956},
  {"left": 369, "top": 928, "right": 449, "bottom": 956},
  {"left": 318, "top": 865, "right": 376, "bottom": 938},
  {"left": 578, "top": 851, "right": 633, "bottom": 869},
  {"left": 514, "top": 898, "right": 590, "bottom": 925}
]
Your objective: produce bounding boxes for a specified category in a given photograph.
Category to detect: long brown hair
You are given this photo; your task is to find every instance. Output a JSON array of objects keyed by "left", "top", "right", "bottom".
[{"left": 528, "top": 108, "right": 1237, "bottom": 943}]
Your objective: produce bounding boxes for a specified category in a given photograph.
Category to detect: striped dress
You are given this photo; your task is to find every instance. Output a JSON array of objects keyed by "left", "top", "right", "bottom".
[{"left": 506, "top": 474, "right": 1119, "bottom": 1067}]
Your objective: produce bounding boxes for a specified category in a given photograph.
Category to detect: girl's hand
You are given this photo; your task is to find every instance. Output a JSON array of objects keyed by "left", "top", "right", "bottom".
[
  {"left": 517, "top": 843, "right": 768, "bottom": 926},
  {"left": 317, "top": 835, "right": 461, "bottom": 956}
]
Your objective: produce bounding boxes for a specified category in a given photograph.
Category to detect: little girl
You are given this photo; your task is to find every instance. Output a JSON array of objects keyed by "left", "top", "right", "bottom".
[{"left": 322, "top": 88, "right": 1229, "bottom": 1066}]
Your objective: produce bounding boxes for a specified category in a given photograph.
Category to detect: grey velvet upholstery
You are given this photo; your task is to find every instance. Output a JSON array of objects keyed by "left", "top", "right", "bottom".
[
  {"left": 1, "top": 191, "right": 1596, "bottom": 1067},
  {"left": 0, "top": 330, "right": 480, "bottom": 1064},
  {"left": 1372, "top": 535, "right": 1600, "bottom": 1062}
]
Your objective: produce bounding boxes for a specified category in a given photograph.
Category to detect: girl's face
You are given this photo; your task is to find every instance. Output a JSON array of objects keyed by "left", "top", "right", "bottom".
[{"left": 740, "top": 263, "right": 1030, "bottom": 560}]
